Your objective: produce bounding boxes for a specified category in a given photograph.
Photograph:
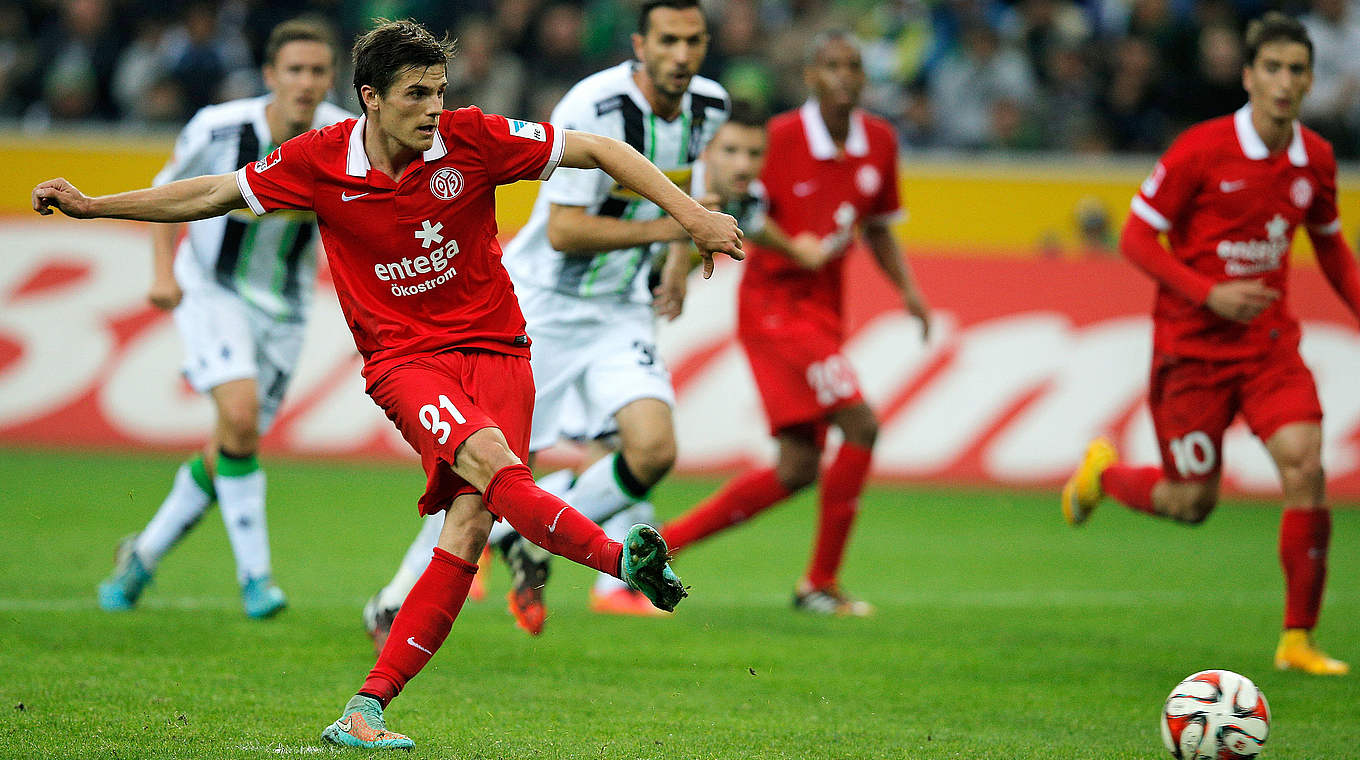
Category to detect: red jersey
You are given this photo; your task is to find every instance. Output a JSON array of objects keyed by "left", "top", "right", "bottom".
[
  {"left": 1130, "top": 105, "right": 1340, "bottom": 360},
  {"left": 738, "top": 102, "right": 902, "bottom": 340},
  {"left": 236, "top": 107, "right": 563, "bottom": 388}
]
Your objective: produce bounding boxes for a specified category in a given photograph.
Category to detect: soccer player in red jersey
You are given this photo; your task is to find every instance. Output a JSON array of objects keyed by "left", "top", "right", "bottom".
[
  {"left": 32, "top": 19, "right": 742, "bottom": 749},
  {"left": 660, "top": 31, "right": 932, "bottom": 616},
  {"left": 1062, "top": 13, "right": 1359, "bottom": 676}
]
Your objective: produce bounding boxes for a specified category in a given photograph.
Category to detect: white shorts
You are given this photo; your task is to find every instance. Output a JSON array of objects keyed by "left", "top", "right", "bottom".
[
  {"left": 519, "top": 285, "right": 674, "bottom": 453},
  {"left": 173, "top": 283, "right": 305, "bottom": 433}
]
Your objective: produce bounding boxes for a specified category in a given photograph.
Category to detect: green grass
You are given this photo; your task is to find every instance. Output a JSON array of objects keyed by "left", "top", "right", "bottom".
[{"left": 1, "top": 447, "right": 1356, "bottom": 759}]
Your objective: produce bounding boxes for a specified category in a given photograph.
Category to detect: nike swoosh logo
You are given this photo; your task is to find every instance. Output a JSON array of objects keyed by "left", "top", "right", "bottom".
[
  {"left": 341, "top": 191, "right": 370, "bottom": 201},
  {"left": 337, "top": 718, "right": 353, "bottom": 732},
  {"left": 406, "top": 636, "right": 432, "bottom": 655},
  {"left": 1219, "top": 180, "right": 1246, "bottom": 193},
  {"left": 547, "top": 506, "right": 569, "bottom": 534}
]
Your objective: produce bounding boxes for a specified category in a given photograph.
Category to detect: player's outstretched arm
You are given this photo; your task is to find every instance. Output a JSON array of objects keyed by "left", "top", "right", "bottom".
[
  {"left": 559, "top": 130, "right": 743, "bottom": 278},
  {"left": 864, "top": 221, "right": 931, "bottom": 341},
  {"left": 32, "top": 174, "right": 247, "bottom": 223}
]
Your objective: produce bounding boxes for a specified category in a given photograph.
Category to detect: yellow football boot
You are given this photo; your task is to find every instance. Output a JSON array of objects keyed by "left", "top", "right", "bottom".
[
  {"left": 1061, "top": 437, "right": 1117, "bottom": 526},
  {"left": 1275, "top": 629, "right": 1349, "bottom": 676}
]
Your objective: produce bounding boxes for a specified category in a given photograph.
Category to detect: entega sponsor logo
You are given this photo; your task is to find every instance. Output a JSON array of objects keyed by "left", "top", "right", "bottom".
[
  {"left": 1216, "top": 214, "right": 1290, "bottom": 276},
  {"left": 374, "top": 238, "right": 462, "bottom": 296}
]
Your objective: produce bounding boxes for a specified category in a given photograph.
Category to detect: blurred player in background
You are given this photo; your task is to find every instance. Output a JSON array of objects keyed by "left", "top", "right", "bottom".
[
  {"left": 1063, "top": 12, "right": 1359, "bottom": 675},
  {"left": 364, "top": 0, "right": 730, "bottom": 639},
  {"left": 96, "top": 18, "right": 353, "bottom": 619},
  {"left": 661, "top": 31, "right": 932, "bottom": 616},
  {"left": 34, "top": 19, "right": 741, "bottom": 748}
]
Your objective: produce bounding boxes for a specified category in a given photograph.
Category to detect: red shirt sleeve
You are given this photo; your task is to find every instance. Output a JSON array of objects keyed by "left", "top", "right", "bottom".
[
  {"left": 474, "top": 110, "right": 564, "bottom": 185},
  {"left": 1306, "top": 141, "right": 1340, "bottom": 230},
  {"left": 235, "top": 132, "right": 317, "bottom": 214},
  {"left": 1129, "top": 133, "right": 1202, "bottom": 232},
  {"left": 1120, "top": 211, "right": 1216, "bottom": 305},
  {"left": 868, "top": 133, "right": 901, "bottom": 222},
  {"left": 1307, "top": 145, "right": 1360, "bottom": 321}
]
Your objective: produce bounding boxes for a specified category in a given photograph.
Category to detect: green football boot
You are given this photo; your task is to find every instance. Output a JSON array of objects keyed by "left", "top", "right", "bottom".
[{"left": 619, "top": 524, "right": 687, "bottom": 612}]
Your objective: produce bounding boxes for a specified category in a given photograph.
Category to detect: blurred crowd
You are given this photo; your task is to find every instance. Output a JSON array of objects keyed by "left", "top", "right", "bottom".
[{"left": 3, "top": 0, "right": 1359, "bottom": 157}]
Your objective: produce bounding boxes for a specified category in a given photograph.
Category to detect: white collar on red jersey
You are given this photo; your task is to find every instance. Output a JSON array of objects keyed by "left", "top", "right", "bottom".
[
  {"left": 345, "top": 113, "right": 449, "bottom": 178},
  {"left": 1233, "top": 104, "right": 1308, "bottom": 167},
  {"left": 799, "top": 99, "right": 869, "bottom": 160}
]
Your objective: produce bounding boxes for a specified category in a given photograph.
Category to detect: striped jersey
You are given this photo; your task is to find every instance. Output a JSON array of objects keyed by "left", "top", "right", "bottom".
[
  {"left": 502, "top": 61, "right": 728, "bottom": 303},
  {"left": 154, "top": 95, "right": 354, "bottom": 322}
]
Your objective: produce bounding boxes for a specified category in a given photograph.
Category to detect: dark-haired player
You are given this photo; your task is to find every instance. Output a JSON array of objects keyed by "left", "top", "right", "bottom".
[
  {"left": 33, "top": 18, "right": 742, "bottom": 748},
  {"left": 1062, "top": 12, "right": 1358, "bottom": 676}
]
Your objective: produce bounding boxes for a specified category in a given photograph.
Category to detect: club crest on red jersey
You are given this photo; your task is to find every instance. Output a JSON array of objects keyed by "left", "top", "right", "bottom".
[
  {"left": 1290, "top": 177, "right": 1312, "bottom": 208},
  {"left": 430, "top": 167, "right": 464, "bottom": 201},
  {"left": 855, "top": 164, "right": 881, "bottom": 197}
]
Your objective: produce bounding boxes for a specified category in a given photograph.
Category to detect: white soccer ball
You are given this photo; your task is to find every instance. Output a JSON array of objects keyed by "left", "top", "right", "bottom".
[{"left": 1161, "top": 669, "right": 1270, "bottom": 760}]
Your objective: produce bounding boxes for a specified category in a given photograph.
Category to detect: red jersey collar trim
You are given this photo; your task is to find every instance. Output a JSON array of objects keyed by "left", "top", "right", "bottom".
[
  {"left": 799, "top": 99, "right": 869, "bottom": 160},
  {"left": 1233, "top": 105, "right": 1307, "bottom": 167},
  {"left": 345, "top": 113, "right": 449, "bottom": 178}
]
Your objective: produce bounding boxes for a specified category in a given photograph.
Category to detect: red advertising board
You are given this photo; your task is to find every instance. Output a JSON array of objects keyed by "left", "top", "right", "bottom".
[{"left": 4, "top": 218, "right": 1359, "bottom": 498}]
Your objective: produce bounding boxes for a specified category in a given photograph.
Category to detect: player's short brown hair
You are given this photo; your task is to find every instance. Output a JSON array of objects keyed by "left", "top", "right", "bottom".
[
  {"left": 263, "top": 17, "right": 337, "bottom": 67},
  {"left": 1245, "top": 12, "right": 1312, "bottom": 66},
  {"left": 351, "top": 19, "right": 455, "bottom": 114},
  {"left": 638, "top": 0, "right": 704, "bottom": 35},
  {"left": 725, "top": 99, "right": 768, "bottom": 129}
]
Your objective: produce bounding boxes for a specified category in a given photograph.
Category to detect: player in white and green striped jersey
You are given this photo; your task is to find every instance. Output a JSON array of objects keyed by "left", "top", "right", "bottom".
[{"left": 97, "top": 19, "right": 354, "bottom": 618}]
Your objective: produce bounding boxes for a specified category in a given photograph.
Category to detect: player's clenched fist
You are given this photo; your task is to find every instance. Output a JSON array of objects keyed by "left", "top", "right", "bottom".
[{"left": 31, "top": 178, "right": 93, "bottom": 218}]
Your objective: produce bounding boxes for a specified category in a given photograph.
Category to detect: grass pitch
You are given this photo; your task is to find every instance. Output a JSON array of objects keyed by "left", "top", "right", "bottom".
[{"left": 2, "top": 446, "right": 1356, "bottom": 759}]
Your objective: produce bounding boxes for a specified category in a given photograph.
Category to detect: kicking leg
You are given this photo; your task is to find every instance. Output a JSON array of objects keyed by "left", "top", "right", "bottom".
[{"left": 465, "top": 429, "right": 684, "bottom": 610}]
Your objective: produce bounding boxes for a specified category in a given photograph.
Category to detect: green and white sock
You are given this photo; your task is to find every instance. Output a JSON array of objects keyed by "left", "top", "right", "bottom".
[
  {"left": 134, "top": 455, "right": 216, "bottom": 570},
  {"left": 214, "top": 450, "right": 271, "bottom": 584},
  {"left": 562, "top": 453, "right": 646, "bottom": 523}
]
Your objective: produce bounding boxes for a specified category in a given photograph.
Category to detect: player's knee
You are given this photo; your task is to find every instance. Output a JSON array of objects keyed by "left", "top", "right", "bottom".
[
  {"left": 775, "top": 454, "right": 820, "bottom": 492},
  {"left": 457, "top": 433, "right": 520, "bottom": 484},
  {"left": 217, "top": 405, "right": 260, "bottom": 452},
  {"left": 834, "top": 405, "right": 878, "bottom": 448},
  {"left": 1281, "top": 454, "right": 1325, "bottom": 495},
  {"left": 623, "top": 435, "right": 676, "bottom": 485},
  {"left": 841, "top": 415, "right": 878, "bottom": 449},
  {"left": 1171, "top": 489, "right": 1217, "bottom": 525}
]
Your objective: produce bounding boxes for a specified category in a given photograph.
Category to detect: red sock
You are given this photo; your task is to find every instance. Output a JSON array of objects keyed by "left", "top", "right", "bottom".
[
  {"left": 483, "top": 464, "right": 623, "bottom": 577},
  {"left": 362, "top": 547, "right": 476, "bottom": 705},
  {"left": 1279, "top": 507, "right": 1331, "bottom": 630},
  {"left": 1100, "top": 464, "right": 1161, "bottom": 515},
  {"left": 661, "top": 468, "right": 791, "bottom": 553},
  {"left": 805, "top": 443, "right": 872, "bottom": 589}
]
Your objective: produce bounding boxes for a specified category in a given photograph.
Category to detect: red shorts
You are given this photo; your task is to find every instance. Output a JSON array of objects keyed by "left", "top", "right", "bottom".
[
  {"left": 368, "top": 350, "right": 534, "bottom": 516},
  {"left": 1149, "top": 345, "right": 1321, "bottom": 482},
  {"left": 740, "top": 325, "right": 863, "bottom": 435}
]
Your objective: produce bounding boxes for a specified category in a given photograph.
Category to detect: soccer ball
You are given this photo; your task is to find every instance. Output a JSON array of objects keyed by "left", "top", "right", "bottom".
[{"left": 1161, "top": 669, "right": 1270, "bottom": 759}]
